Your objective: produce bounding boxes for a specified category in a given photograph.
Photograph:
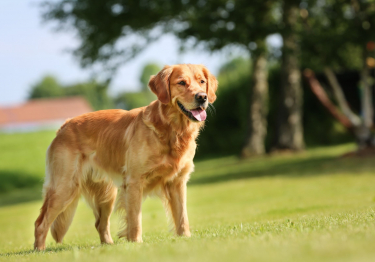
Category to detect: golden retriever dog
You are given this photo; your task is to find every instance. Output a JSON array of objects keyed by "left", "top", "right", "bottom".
[{"left": 34, "top": 64, "right": 218, "bottom": 250}]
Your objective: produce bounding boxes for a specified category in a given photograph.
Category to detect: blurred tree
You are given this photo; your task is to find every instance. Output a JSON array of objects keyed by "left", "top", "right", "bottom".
[
  {"left": 174, "top": 1, "right": 279, "bottom": 156},
  {"left": 64, "top": 81, "right": 114, "bottom": 110},
  {"left": 115, "top": 91, "right": 155, "bottom": 110},
  {"left": 29, "top": 76, "right": 113, "bottom": 110},
  {"left": 115, "top": 62, "right": 159, "bottom": 110},
  {"left": 217, "top": 57, "right": 251, "bottom": 89},
  {"left": 274, "top": 0, "right": 304, "bottom": 151},
  {"left": 197, "top": 57, "right": 352, "bottom": 157},
  {"left": 29, "top": 75, "right": 63, "bottom": 99},
  {"left": 301, "top": 0, "right": 375, "bottom": 149},
  {"left": 41, "top": 0, "right": 182, "bottom": 69},
  {"left": 197, "top": 58, "right": 251, "bottom": 157},
  {"left": 301, "top": 0, "right": 373, "bottom": 72},
  {"left": 139, "top": 63, "right": 161, "bottom": 91},
  {"left": 241, "top": 41, "right": 270, "bottom": 157},
  {"left": 41, "top": 0, "right": 279, "bottom": 157}
]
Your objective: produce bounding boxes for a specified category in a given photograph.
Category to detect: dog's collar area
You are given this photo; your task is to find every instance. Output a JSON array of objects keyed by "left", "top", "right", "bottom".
[{"left": 177, "top": 101, "right": 202, "bottom": 122}]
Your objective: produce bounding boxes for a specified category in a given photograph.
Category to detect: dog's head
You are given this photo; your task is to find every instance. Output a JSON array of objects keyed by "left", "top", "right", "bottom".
[{"left": 148, "top": 64, "right": 218, "bottom": 122}]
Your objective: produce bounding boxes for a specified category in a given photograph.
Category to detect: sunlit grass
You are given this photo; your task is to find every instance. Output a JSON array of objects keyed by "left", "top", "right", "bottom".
[
  {"left": 1, "top": 131, "right": 375, "bottom": 261},
  {"left": 0, "top": 131, "right": 55, "bottom": 194}
]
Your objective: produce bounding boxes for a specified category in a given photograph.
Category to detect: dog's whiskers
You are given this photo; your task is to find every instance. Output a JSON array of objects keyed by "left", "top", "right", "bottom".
[{"left": 208, "top": 103, "right": 216, "bottom": 115}]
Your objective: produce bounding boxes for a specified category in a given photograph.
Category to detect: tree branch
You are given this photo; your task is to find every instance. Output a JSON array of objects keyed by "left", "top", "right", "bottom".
[
  {"left": 323, "top": 67, "right": 361, "bottom": 126},
  {"left": 303, "top": 69, "right": 354, "bottom": 129}
]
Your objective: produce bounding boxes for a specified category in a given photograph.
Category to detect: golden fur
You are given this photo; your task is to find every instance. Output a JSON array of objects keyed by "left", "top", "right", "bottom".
[{"left": 34, "top": 64, "right": 218, "bottom": 250}]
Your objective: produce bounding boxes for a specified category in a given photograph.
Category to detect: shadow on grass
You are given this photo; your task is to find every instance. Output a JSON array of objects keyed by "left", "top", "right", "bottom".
[
  {"left": 0, "top": 241, "right": 131, "bottom": 257},
  {"left": 0, "top": 170, "right": 41, "bottom": 192},
  {"left": 189, "top": 155, "right": 375, "bottom": 186},
  {"left": 0, "top": 244, "right": 92, "bottom": 257},
  {"left": 0, "top": 170, "right": 43, "bottom": 207},
  {"left": 2, "top": 152, "right": 374, "bottom": 205}
]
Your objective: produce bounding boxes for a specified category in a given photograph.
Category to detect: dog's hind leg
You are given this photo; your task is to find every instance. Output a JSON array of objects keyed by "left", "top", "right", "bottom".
[
  {"left": 34, "top": 185, "right": 80, "bottom": 250},
  {"left": 34, "top": 148, "right": 81, "bottom": 251},
  {"left": 82, "top": 179, "right": 117, "bottom": 244},
  {"left": 50, "top": 194, "right": 80, "bottom": 243}
]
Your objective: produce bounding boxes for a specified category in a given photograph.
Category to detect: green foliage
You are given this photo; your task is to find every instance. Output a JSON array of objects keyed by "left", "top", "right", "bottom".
[
  {"left": 176, "top": 0, "right": 278, "bottom": 52},
  {"left": 197, "top": 57, "right": 351, "bottom": 157},
  {"left": 114, "top": 62, "right": 159, "bottom": 110},
  {"left": 28, "top": 76, "right": 113, "bottom": 110},
  {"left": 115, "top": 91, "right": 156, "bottom": 110},
  {"left": 301, "top": 0, "right": 375, "bottom": 71},
  {"left": 41, "top": 0, "right": 279, "bottom": 69},
  {"left": 267, "top": 63, "right": 352, "bottom": 148},
  {"left": 29, "top": 75, "right": 63, "bottom": 99},
  {"left": 39, "top": 0, "right": 375, "bottom": 154},
  {"left": 217, "top": 57, "right": 251, "bottom": 89},
  {"left": 41, "top": 0, "right": 185, "bottom": 68},
  {"left": 140, "top": 63, "right": 161, "bottom": 91},
  {"left": 63, "top": 81, "right": 114, "bottom": 110},
  {"left": 197, "top": 58, "right": 251, "bottom": 157}
]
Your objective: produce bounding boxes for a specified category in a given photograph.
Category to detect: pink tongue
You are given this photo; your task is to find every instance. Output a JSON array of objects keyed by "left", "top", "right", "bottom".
[{"left": 190, "top": 108, "right": 207, "bottom": 121}]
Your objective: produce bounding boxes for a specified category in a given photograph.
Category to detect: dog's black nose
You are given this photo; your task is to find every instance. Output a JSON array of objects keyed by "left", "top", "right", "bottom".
[{"left": 195, "top": 92, "right": 207, "bottom": 104}]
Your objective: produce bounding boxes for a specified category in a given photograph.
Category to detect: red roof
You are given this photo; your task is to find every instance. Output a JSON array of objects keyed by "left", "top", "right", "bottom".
[{"left": 0, "top": 97, "right": 93, "bottom": 126}]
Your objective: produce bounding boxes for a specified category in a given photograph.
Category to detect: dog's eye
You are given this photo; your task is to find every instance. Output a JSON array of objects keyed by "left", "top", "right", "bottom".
[
  {"left": 178, "top": 81, "right": 186, "bottom": 86},
  {"left": 200, "top": 80, "right": 205, "bottom": 84}
]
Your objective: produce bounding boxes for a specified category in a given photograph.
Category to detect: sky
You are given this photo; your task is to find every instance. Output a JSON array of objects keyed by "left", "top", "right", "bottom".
[{"left": 0, "top": 0, "right": 282, "bottom": 106}]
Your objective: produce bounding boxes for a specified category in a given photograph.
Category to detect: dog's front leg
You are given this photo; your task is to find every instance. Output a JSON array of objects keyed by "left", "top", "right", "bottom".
[
  {"left": 124, "top": 181, "right": 143, "bottom": 242},
  {"left": 166, "top": 170, "right": 191, "bottom": 237}
]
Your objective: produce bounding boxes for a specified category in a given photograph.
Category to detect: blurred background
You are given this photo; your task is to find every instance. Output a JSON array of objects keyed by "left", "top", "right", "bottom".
[
  {"left": 2, "top": 1, "right": 375, "bottom": 259},
  {"left": 3, "top": 0, "right": 374, "bottom": 156},
  {"left": 2, "top": 0, "right": 375, "bottom": 192},
  {"left": 1, "top": 0, "right": 375, "bottom": 194}
]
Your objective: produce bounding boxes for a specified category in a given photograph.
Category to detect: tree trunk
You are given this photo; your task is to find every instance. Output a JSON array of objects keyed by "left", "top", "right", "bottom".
[
  {"left": 356, "top": 49, "right": 374, "bottom": 148},
  {"left": 241, "top": 44, "right": 268, "bottom": 157},
  {"left": 361, "top": 52, "right": 373, "bottom": 129},
  {"left": 274, "top": 0, "right": 304, "bottom": 151}
]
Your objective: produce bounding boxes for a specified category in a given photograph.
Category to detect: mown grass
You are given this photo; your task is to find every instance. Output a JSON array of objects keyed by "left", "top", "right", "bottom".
[
  {"left": 1, "top": 131, "right": 375, "bottom": 261},
  {"left": 0, "top": 131, "right": 55, "bottom": 192}
]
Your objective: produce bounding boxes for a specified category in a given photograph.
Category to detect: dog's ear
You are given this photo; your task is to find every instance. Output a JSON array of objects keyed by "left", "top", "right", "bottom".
[
  {"left": 148, "top": 65, "right": 173, "bottom": 104},
  {"left": 202, "top": 66, "right": 218, "bottom": 103}
]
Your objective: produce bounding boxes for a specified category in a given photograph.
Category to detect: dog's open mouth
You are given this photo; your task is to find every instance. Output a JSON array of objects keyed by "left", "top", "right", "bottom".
[{"left": 177, "top": 101, "right": 207, "bottom": 122}]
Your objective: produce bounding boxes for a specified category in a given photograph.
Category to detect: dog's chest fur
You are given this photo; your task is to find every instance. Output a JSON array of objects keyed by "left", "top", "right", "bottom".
[{"left": 143, "top": 129, "right": 197, "bottom": 183}]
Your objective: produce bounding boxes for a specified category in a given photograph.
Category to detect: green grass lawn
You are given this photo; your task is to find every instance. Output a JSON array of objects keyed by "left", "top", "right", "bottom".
[{"left": 1, "top": 132, "right": 375, "bottom": 261}]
